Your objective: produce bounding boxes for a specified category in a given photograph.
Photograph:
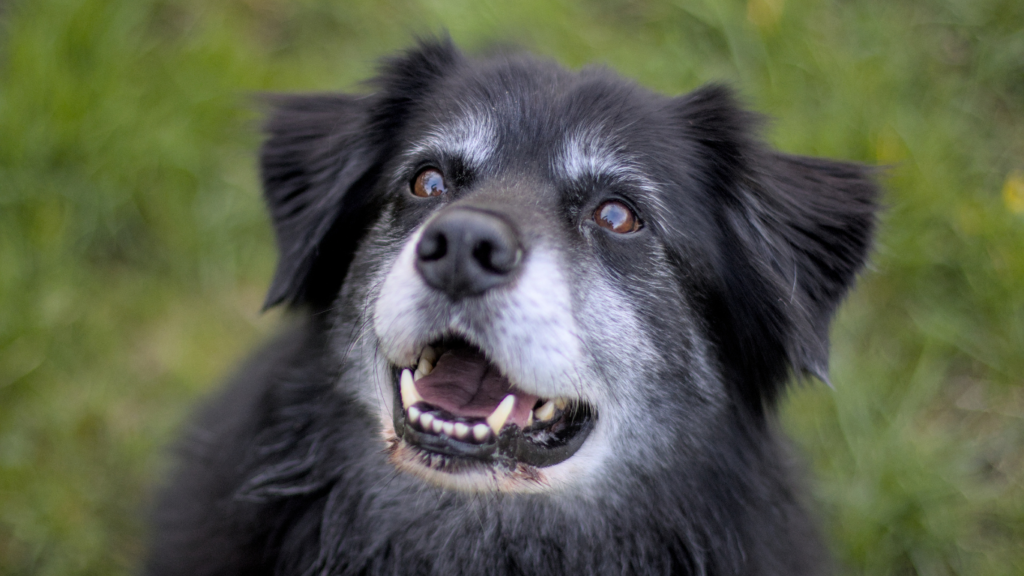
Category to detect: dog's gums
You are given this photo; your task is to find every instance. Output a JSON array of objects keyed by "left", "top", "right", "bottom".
[{"left": 390, "top": 341, "right": 595, "bottom": 474}]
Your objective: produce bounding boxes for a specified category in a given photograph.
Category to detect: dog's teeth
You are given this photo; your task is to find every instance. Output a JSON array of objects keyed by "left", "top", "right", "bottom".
[
  {"left": 407, "top": 405, "right": 421, "bottom": 423},
  {"left": 526, "top": 410, "right": 533, "bottom": 427},
  {"left": 431, "top": 419, "right": 445, "bottom": 434},
  {"left": 413, "top": 369, "right": 424, "bottom": 381},
  {"left": 554, "top": 398, "right": 568, "bottom": 410},
  {"left": 441, "top": 421, "right": 455, "bottom": 436},
  {"left": 454, "top": 422, "right": 470, "bottom": 439},
  {"left": 421, "top": 345, "right": 438, "bottom": 364},
  {"left": 472, "top": 423, "right": 491, "bottom": 442},
  {"left": 486, "top": 395, "right": 516, "bottom": 435},
  {"left": 534, "top": 400, "right": 556, "bottom": 422},
  {"left": 400, "top": 370, "right": 422, "bottom": 409},
  {"left": 417, "top": 356, "right": 433, "bottom": 377},
  {"left": 420, "top": 412, "right": 435, "bottom": 429}
]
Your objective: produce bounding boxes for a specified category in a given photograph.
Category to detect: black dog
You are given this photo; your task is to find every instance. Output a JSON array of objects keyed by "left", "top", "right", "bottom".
[{"left": 146, "top": 38, "right": 878, "bottom": 575}]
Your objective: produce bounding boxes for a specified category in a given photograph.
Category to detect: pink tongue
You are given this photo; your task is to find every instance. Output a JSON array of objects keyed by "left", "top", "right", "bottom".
[{"left": 414, "top": 348, "right": 537, "bottom": 428}]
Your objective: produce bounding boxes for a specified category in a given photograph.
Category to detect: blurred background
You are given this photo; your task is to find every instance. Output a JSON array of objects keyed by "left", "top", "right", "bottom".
[{"left": 1, "top": 0, "right": 1022, "bottom": 573}]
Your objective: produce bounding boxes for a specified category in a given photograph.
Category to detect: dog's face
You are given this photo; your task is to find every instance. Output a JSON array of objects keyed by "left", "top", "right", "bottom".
[
  {"left": 365, "top": 72, "right": 725, "bottom": 492},
  {"left": 259, "top": 39, "right": 878, "bottom": 495}
]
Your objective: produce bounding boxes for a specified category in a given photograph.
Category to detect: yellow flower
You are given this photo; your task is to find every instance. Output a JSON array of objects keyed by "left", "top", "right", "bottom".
[
  {"left": 1003, "top": 170, "right": 1024, "bottom": 214},
  {"left": 747, "top": 0, "right": 785, "bottom": 33}
]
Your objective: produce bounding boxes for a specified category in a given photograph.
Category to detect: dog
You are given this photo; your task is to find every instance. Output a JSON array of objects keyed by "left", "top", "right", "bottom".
[{"left": 145, "top": 37, "right": 879, "bottom": 575}]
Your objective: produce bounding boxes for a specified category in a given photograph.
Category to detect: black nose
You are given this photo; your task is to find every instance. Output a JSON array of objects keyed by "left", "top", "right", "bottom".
[{"left": 415, "top": 208, "right": 522, "bottom": 298}]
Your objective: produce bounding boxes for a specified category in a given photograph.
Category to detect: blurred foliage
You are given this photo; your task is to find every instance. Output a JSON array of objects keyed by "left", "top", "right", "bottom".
[{"left": 1, "top": 0, "right": 1022, "bottom": 574}]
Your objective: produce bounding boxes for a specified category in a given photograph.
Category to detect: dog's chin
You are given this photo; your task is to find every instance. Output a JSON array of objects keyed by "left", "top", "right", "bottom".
[{"left": 380, "top": 337, "right": 597, "bottom": 493}]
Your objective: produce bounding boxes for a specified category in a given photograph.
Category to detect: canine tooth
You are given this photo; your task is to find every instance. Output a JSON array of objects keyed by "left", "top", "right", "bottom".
[
  {"left": 442, "top": 421, "right": 455, "bottom": 436},
  {"left": 431, "top": 419, "right": 445, "bottom": 434},
  {"left": 420, "top": 412, "right": 435, "bottom": 429},
  {"left": 417, "top": 356, "right": 433, "bottom": 377},
  {"left": 454, "top": 422, "right": 470, "bottom": 439},
  {"left": 413, "top": 369, "right": 424, "bottom": 381},
  {"left": 554, "top": 398, "right": 568, "bottom": 410},
  {"left": 421, "top": 345, "right": 438, "bottom": 364},
  {"left": 535, "top": 400, "right": 556, "bottom": 422},
  {"left": 472, "top": 423, "right": 491, "bottom": 442},
  {"left": 486, "top": 395, "right": 516, "bottom": 435},
  {"left": 407, "top": 405, "right": 422, "bottom": 423},
  {"left": 400, "top": 370, "right": 422, "bottom": 408},
  {"left": 526, "top": 411, "right": 533, "bottom": 427}
]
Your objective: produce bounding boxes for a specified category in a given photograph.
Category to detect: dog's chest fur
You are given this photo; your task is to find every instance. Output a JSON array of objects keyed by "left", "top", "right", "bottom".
[{"left": 146, "top": 38, "right": 878, "bottom": 576}]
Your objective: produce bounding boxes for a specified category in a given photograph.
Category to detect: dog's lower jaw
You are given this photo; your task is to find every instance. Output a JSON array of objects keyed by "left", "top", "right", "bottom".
[
  {"left": 380, "top": 418, "right": 552, "bottom": 493},
  {"left": 378, "top": 410, "right": 612, "bottom": 494}
]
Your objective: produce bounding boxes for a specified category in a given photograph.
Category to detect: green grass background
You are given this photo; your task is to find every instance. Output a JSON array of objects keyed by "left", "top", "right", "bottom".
[{"left": 1, "top": 0, "right": 1023, "bottom": 573}]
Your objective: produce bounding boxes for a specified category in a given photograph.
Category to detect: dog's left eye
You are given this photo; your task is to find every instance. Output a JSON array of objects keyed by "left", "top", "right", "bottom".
[
  {"left": 595, "top": 200, "right": 640, "bottom": 234},
  {"left": 412, "top": 168, "right": 447, "bottom": 198}
]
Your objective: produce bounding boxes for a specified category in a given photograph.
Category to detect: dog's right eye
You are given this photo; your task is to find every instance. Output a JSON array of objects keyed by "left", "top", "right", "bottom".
[
  {"left": 595, "top": 200, "right": 640, "bottom": 234},
  {"left": 412, "top": 168, "right": 447, "bottom": 198}
]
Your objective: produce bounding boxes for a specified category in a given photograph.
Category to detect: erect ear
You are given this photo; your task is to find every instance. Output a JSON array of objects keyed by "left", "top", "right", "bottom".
[
  {"left": 260, "top": 36, "right": 462, "bottom": 309},
  {"left": 675, "top": 85, "right": 880, "bottom": 410}
]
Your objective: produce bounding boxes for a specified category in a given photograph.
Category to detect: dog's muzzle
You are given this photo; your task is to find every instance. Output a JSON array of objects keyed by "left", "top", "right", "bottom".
[{"left": 383, "top": 207, "right": 597, "bottom": 478}]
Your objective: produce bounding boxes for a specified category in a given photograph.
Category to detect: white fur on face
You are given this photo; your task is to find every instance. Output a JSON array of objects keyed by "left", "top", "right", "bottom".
[
  {"left": 404, "top": 107, "right": 496, "bottom": 170},
  {"left": 556, "top": 127, "right": 659, "bottom": 193}
]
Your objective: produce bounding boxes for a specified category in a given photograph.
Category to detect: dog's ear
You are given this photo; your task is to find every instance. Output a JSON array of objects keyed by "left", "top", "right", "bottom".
[
  {"left": 260, "top": 37, "right": 462, "bottom": 309},
  {"left": 674, "top": 85, "right": 880, "bottom": 409},
  {"left": 260, "top": 94, "right": 378, "bottom": 309}
]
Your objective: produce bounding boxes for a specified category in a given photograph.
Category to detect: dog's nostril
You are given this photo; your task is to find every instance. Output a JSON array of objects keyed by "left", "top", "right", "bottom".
[
  {"left": 472, "top": 241, "right": 494, "bottom": 270},
  {"left": 418, "top": 232, "right": 447, "bottom": 262},
  {"left": 473, "top": 239, "right": 520, "bottom": 274}
]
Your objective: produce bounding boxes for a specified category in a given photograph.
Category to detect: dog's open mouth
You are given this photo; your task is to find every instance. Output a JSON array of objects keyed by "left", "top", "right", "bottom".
[{"left": 391, "top": 337, "right": 595, "bottom": 473}]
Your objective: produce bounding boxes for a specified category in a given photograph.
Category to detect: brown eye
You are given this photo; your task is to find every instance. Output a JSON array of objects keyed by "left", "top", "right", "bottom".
[
  {"left": 412, "top": 168, "right": 447, "bottom": 198},
  {"left": 595, "top": 200, "right": 640, "bottom": 233}
]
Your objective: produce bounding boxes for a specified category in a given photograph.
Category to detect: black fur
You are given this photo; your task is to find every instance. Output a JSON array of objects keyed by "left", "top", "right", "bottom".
[{"left": 146, "top": 38, "right": 879, "bottom": 575}]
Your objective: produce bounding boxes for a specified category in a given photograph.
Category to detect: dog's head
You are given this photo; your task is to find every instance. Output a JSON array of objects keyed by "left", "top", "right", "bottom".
[{"left": 259, "top": 38, "right": 878, "bottom": 494}]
